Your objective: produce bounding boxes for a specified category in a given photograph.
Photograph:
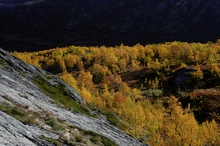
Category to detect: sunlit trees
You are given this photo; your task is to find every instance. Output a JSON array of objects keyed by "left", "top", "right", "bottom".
[
  {"left": 59, "top": 60, "right": 66, "bottom": 72},
  {"left": 59, "top": 73, "right": 79, "bottom": 91},
  {"left": 12, "top": 40, "right": 220, "bottom": 146},
  {"left": 165, "top": 96, "right": 200, "bottom": 146},
  {"left": 89, "top": 64, "right": 106, "bottom": 84},
  {"left": 100, "top": 84, "right": 114, "bottom": 108},
  {"left": 77, "top": 70, "right": 94, "bottom": 92},
  {"left": 80, "top": 87, "right": 93, "bottom": 104},
  {"left": 143, "top": 100, "right": 165, "bottom": 145},
  {"left": 210, "top": 63, "right": 220, "bottom": 77},
  {"left": 102, "top": 51, "right": 119, "bottom": 73},
  {"left": 130, "top": 102, "right": 146, "bottom": 138},
  {"left": 192, "top": 65, "right": 203, "bottom": 79},
  {"left": 199, "top": 120, "right": 220, "bottom": 145},
  {"left": 63, "top": 54, "right": 78, "bottom": 69}
]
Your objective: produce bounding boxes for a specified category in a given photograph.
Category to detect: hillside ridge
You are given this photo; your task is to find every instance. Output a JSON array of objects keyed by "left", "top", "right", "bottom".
[
  {"left": 0, "top": 48, "right": 148, "bottom": 146},
  {"left": 0, "top": 0, "right": 220, "bottom": 51}
]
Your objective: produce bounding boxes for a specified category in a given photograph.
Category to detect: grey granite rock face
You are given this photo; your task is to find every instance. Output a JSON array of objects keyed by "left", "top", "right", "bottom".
[
  {"left": 0, "top": 48, "right": 83, "bottom": 104},
  {"left": 0, "top": 48, "right": 148, "bottom": 146},
  {"left": 0, "top": 111, "right": 58, "bottom": 146}
]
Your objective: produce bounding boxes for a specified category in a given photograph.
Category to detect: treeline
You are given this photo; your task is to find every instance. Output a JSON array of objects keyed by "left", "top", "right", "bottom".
[
  {"left": 13, "top": 41, "right": 220, "bottom": 145},
  {"left": 14, "top": 41, "right": 220, "bottom": 72}
]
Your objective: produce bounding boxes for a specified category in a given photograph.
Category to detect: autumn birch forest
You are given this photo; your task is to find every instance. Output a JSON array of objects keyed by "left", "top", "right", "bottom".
[{"left": 13, "top": 41, "right": 220, "bottom": 145}]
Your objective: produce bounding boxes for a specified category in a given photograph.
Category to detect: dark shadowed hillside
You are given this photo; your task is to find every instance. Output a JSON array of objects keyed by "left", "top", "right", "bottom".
[{"left": 0, "top": 0, "right": 220, "bottom": 51}]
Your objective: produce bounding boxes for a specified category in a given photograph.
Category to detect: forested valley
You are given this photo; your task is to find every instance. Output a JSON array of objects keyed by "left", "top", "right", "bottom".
[{"left": 13, "top": 41, "right": 220, "bottom": 145}]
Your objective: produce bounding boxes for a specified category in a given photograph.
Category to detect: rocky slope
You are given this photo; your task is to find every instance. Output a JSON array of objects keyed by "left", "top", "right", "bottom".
[
  {"left": 0, "top": 48, "right": 148, "bottom": 146},
  {"left": 0, "top": 0, "right": 220, "bottom": 51}
]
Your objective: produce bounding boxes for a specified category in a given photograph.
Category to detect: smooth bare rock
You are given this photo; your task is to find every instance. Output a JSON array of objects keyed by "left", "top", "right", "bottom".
[
  {"left": 0, "top": 48, "right": 83, "bottom": 104},
  {"left": 0, "top": 111, "right": 58, "bottom": 146}
]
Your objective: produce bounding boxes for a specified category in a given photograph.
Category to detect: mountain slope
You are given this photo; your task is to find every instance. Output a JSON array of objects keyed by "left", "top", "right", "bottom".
[
  {"left": 0, "top": 48, "right": 148, "bottom": 146},
  {"left": 0, "top": 0, "right": 220, "bottom": 51}
]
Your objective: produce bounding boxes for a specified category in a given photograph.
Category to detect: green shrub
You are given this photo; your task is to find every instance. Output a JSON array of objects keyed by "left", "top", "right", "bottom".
[
  {"left": 100, "top": 136, "right": 118, "bottom": 146},
  {"left": 90, "top": 136, "right": 100, "bottom": 143},
  {"left": 45, "top": 118, "right": 65, "bottom": 131},
  {"left": 0, "top": 102, "right": 36, "bottom": 125},
  {"left": 145, "top": 89, "right": 163, "bottom": 97}
]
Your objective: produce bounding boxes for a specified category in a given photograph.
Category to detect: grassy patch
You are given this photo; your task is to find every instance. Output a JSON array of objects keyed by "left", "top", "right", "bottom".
[
  {"left": 86, "top": 107, "right": 126, "bottom": 130},
  {"left": 0, "top": 99, "right": 117, "bottom": 145},
  {"left": 90, "top": 136, "right": 100, "bottom": 143},
  {"left": 0, "top": 59, "right": 6, "bottom": 64},
  {"left": 32, "top": 76, "right": 91, "bottom": 116},
  {"left": 100, "top": 135, "right": 118, "bottom": 146},
  {"left": 42, "top": 126, "right": 118, "bottom": 146},
  {"left": 45, "top": 117, "right": 65, "bottom": 131},
  {"left": 40, "top": 136, "right": 62, "bottom": 146},
  {"left": 102, "top": 111, "right": 126, "bottom": 130},
  {"left": 84, "top": 130, "right": 118, "bottom": 146},
  {"left": 0, "top": 102, "right": 36, "bottom": 125}
]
